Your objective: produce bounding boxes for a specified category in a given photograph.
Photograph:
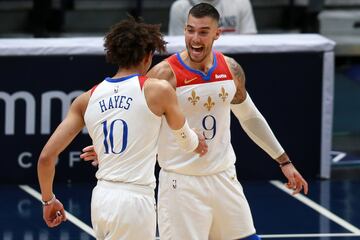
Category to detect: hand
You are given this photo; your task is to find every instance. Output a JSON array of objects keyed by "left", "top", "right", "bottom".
[
  {"left": 43, "top": 198, "right": 67, "bottom": 228},
  {"left": 193, "top": 130, "right": 208, "bottom": 157},
  {"left": 281, "top": 163, "right": 308, "bottom": 195},
  {"left": 80, "top": 145, "right": 99, "bottom": 166}
]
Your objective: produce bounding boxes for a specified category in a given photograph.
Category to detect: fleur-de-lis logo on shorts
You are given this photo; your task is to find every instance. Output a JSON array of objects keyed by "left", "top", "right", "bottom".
[
  {"left": 204, "top": 96, "right": 215, "bottom": 111},
  {"left": 219, "top": 86, "right": 228, "bottom": 102},
  {"left": 188, "top": 90, "right": 200, "bottom": 105}
]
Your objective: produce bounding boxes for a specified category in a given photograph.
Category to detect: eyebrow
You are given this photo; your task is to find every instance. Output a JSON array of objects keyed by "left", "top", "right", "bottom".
[{"left": 186, "top": 25, "right": 211, "bottom": 30}]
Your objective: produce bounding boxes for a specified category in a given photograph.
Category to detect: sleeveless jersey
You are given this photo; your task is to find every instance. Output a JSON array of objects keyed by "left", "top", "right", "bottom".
[
  {"left": 157, "top": 51, "right": 237, "bottom": 175},
  {"left": 84, "top": 74, "right": 161, "bottom": 188}
]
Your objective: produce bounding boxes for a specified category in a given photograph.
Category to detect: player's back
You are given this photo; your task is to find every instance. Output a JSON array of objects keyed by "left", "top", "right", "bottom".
[{"left": 84, "top": 74, "right": 161, "bottom": 188}]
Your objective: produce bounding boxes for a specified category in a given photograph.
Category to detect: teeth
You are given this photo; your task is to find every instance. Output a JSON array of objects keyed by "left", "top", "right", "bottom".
[{"left": 192, "top": 45, "right": 202, "bottom": 49}]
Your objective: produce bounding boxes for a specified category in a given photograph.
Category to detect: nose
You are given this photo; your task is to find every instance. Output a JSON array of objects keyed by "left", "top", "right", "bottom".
[{"left": 192, "top": 32, "right": 201, "bottom": 43}]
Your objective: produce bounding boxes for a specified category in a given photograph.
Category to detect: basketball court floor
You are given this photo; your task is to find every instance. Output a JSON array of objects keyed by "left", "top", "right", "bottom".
[{"left": 1, "top": 180, "right": 359, "bottom": 240}]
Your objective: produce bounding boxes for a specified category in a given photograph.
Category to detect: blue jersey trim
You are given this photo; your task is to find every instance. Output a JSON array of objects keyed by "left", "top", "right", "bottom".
[
  {"left": 105, "top": 74, "right": 140, "bottom": 83},
  {"left": 175, "top": 51, "right": 217, "bottom": 81},
  {"left": 240, "top": 234, "right": 261, "bottom": 240}
]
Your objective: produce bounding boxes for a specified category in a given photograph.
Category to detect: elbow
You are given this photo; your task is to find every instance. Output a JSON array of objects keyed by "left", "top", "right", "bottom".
[{"left": 37, "top": 151, "right": 55, "bottom": 168}]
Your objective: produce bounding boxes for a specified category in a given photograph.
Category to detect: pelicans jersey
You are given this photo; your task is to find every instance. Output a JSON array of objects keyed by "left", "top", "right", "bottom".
[
  {"left": 157, "top": 51, "right": 237, "bottom": 175},
  {"left": 84, "top": 74, "right": 161, "bottom": 188},
  {"left": 157, "top": 52, "right": 257, "bottom": 240}
]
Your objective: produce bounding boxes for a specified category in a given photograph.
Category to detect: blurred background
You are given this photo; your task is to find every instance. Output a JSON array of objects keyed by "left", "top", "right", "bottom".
[
  {"left": 0, "top": 0, "right": 359, "bottom": 36},
  {"left": 0, "top": 0, "right": 359, "bottom": 179}
]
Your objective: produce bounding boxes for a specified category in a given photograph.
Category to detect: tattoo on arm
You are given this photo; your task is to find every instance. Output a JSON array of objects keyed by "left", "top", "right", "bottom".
[
  {"left": 229, "top": 58, "right": 245, "bottom": 82},
  {"left": 228, "top": 58, "right": 246, "bottom": 104}
]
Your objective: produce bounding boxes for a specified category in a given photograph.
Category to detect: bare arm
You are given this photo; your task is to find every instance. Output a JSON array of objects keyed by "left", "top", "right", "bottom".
[
  {"left": 226, "top": 56, "right": 308, "bottom": 195},
  {"left": 146, "top": 61, "right": 177, "bottom": 89},
  {"left": 227, "top": 57, "right": 247, "bottom": 104},
  {"left": 145, "top": 78, "right": 207, "bottom": 155},
  {"left": 144, "top": 78, "right": 184, "bottom": 128},
  {"left": 37, "top": 91, "right": 90, "bottom": 227}
]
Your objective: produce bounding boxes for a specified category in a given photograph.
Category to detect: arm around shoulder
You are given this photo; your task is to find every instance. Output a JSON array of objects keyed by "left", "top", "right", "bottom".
[
  {"left": 147, "top": 61, "right": 175, "bottom": 85},
  {"left": 146, "top": 79, "right": 207, "bottom": 155}
]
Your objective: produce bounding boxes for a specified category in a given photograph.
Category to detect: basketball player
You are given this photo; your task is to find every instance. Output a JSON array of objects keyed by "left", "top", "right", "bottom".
[
  {"left": 37, "top": 17, "right": 208, "bottom": 240},
  {"left": 152, "top": 3, "right": 308, "bottom": 240},
  {"left": 81, "top": 3, "right": 308, "bottom": 240}
]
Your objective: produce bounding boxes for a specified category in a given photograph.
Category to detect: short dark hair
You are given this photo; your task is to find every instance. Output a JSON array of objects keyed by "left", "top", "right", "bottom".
[
  {"left": 104, "top": 16, "right": 166, "bottom": 68},
  {"left": 188, "top": 3, "right": 220, "bottom": 23}
]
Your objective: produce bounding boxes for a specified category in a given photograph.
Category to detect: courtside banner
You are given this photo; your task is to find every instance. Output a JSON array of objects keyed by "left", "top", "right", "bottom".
[
  {"left": 0, "top": 35, "right": 334, "bottom": 183},
  {"left": 0, "top": 56, "right": 116, "bottom": 183}
]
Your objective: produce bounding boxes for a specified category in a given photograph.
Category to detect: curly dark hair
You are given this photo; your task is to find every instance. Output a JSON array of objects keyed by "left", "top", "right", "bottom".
[{"left": 104, "top": 17, "right": 167, "bottom": 68}]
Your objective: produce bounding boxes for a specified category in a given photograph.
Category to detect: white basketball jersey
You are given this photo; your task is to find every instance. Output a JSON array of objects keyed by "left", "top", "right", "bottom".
[
  {"left": 157, "top": 52, "right": 237, "bottom": 175},
  {"left": 84, "top": 74, "right": 161, "bottom": 188}
]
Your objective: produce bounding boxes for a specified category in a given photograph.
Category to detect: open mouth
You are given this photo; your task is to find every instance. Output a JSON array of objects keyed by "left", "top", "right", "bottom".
[{"left": 191, "top": 45, "right": 204, "bottom": 55}]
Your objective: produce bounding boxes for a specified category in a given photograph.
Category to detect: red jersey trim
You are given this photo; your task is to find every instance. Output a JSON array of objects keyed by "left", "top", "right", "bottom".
[
  {"left": 139, "top": 76, "right": 148, "bottom": 90},
  {"left": 90, "top": 84, "right": 98, "bottom": 96},
  {"left": 166, "top": 51, "right": 233, "bottom": 88}
]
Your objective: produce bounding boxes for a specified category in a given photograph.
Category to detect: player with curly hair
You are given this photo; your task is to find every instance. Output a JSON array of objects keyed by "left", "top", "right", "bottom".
[{"left": 37, "top": 17, "right": 207, "bottom": 240}]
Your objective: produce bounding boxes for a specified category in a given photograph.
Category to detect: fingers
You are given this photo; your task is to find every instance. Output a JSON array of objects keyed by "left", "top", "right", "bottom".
[
  {"left": 80, "top": 152, "right": 96, "bottom": 161},
  {"left": 193, "top": 130, "right": 208, "bottom": 156},
  {"left": 59, "top": 208, "right": 67, "bottom": 221},
  {"left": 296, "top": 174, "right": 308, "bottom": 195},
  {"left": 198, "top": 142, "right": 208, "bottom": 157},
  {"left": 82, "top": 145, "right": 95, "bottom": 152},
  {"left": 49, "top": 213, "right": 63, "bottom": 227},
  {"left": 43, "top": 200, "right": 67, "bottom": 228},
  {"left": 198, "top": 137, "right": 208, "bottom": 157},
  {"left": 285, "top": 174, "right": 308, "bottom": 195},
  {"left": 80, "top": 146, "right": 99, "bottom": 166},
  {"left": 80, "top": 145, "right": 96, "bottom": 161},
  {"left": 281, "top": 164, "right": 309, "bottom": 195},
  {"left": 45, "top": 212, "right": 64, "bottom": 228}
]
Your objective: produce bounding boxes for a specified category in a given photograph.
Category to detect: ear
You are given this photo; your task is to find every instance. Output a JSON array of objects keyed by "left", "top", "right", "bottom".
[{"left": 214, "top": 27, "right": 221, "bottom": 40}]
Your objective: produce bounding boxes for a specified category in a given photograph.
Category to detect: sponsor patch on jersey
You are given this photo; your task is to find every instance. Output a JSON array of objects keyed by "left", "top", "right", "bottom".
[{"left": 215, "top": 74, "right": 227, "bottom": 79}]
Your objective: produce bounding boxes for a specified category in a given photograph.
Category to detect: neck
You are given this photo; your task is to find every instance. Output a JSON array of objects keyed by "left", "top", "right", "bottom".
[
  {"left": 112, "top": 66, "right": 143, "bottom": 79},
  {"left": 182, "top": 51, "right": 214, "bottom": 73}
]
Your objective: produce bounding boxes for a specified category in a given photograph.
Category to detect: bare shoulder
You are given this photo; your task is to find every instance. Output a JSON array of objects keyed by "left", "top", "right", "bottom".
[
  {"left": 145, "top": 78, "right": 175, "bottom": 97},
  {"left": 147, "top": 60, "right": 176, "bottom": 88},
  {"left": 143, "top": 78, "right": 176, "bottom": 116},
  {"left": 224, "top": 56, "right": 245, "bottom": 83},
  {"left": 71, "top": 90, "right": 91, "bottom": 116},
  {"left": 224, "top": 56, "right": 247, "bottom": 104}
]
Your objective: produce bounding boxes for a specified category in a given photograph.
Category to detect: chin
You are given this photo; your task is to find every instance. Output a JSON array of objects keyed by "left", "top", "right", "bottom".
[{"left": 189, "top": 53, "right": 205, "bottom": 63}]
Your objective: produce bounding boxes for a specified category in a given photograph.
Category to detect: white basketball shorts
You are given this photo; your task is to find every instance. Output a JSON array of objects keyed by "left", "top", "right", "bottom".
[
  {"left": 158, "top": 166, "right": 257, "bottom": 240},
  {"left": 91, "top": 180, "right": 156, "bottom": 240}
]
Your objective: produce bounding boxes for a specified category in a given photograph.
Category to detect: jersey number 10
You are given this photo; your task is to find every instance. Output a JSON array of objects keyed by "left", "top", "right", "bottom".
[{"left": 101, "top": 119, "right": 128, "bottom": 154}]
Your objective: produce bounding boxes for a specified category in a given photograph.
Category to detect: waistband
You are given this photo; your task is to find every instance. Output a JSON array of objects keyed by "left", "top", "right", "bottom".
[
  {"left": 96, "top": 179, "right": 154, "bottom": 197},
  {"left": 161, "top": 165, "right": 235, "bottom": 177}
]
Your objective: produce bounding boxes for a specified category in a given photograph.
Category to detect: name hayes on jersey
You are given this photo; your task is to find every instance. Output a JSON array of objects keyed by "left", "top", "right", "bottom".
[{"left": 98, "top": 95, "right": 133, "bottom": 113}]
